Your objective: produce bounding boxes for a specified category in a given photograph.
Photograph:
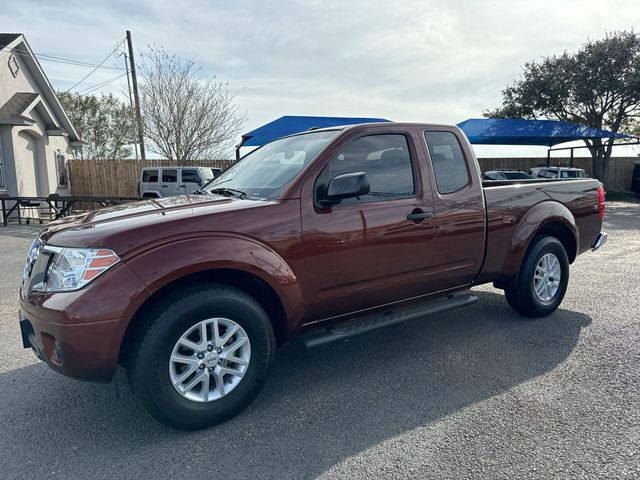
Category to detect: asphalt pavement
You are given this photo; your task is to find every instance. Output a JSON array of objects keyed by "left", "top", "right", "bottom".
[{"left": 0, "top": 202, "right": 638, "bottom": 479}]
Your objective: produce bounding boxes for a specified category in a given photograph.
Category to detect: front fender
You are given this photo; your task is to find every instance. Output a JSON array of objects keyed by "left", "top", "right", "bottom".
[
  {"left": 502, "top": 201, "right": 579, "bottom": 277},
  {"left": 123, "top": 234, "right": 305, "bottom": 333}
]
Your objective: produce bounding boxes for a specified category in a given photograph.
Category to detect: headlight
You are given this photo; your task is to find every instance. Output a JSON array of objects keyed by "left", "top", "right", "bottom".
[{"left": 38, "top": 247, "right": 120, "bottom": 292}]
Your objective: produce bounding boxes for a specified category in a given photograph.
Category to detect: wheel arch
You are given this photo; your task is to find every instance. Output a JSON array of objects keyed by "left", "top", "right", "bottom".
[
  {"left": 498, "top": 201, "right": 578, "bottom": 283},
  {"left": 119, "top": 268, "right": 289, "bottom": 365},
  {"left": 535, "top": 221, "right": 577, "bottom": 263},
  {"left": 141, "top": 191, "right": 161, "bottom": 198}
]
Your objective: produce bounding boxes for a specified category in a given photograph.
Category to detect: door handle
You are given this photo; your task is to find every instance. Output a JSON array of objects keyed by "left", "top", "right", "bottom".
[
  {"left": 161, "top": 184, "right": 168, "bottom": 188},
  {"left": 406, "top": 211, "right": 433, "bottom": 221}
]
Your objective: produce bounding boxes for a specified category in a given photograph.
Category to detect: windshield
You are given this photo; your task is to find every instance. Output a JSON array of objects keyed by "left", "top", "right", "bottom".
[
  {"left": 201, "top": 168, "right": 214, "bottom": 181},
  {"left": 204, "top": 130, "right": 339, "bottom": 199}
]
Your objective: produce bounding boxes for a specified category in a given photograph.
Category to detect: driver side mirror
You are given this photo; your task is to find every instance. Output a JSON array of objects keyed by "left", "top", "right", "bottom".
[{"left": 320, "top": 172, "right": 370, "bottom": 206}]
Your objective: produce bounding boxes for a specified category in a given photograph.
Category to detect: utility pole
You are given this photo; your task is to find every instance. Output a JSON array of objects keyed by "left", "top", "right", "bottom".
[
  {"left": 126, "top": 30, "right": 145, "bottom": 160},
  {"left": 123, "top": 53, "right": 139, "bottom": 160}
]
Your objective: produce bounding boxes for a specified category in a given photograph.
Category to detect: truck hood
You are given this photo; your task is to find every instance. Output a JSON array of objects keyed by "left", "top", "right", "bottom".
[{"left": 39, "top": 194, "right": 274, "bottom": 255}]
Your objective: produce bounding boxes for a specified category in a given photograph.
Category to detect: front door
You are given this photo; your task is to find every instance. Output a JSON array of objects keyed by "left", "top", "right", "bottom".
[
  {"left": 160, "top": 168, "right": 179, "bottom": 197},
  {"left": 180, "top": 168, "right": 202, "bottom": 194},
  {"left": 301, "top": 132, "right": 438, "bottom": 322}
]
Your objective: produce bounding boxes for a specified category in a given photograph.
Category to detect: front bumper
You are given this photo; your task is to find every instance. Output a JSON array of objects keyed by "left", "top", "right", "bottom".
[
  {"left": 18, "top": 261, "right": 149, "bottom": 383},
  {"left": 591, "top": 231, "right": 608, "bottom": 251},
  {"left": 19, "top": 306, "right": 122, "bottom": 382}
]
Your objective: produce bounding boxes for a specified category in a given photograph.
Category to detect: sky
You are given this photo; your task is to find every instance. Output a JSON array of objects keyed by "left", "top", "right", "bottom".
[{"left": 2, "top": 0, "right": 640, "bottom": 158}]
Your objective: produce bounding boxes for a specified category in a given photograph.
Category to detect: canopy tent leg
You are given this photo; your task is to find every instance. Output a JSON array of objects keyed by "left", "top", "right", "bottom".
[{"left": 569, "top": 148, "right": 574, "bottom": 168}]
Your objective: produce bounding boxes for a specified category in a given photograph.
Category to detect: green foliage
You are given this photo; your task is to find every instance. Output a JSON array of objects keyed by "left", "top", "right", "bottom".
[
  {"left": 486, "top": 31, "right": 640, "bottom": 180},
  {"left": 57, "top": 91, "right": 135, "bottom": 159}
]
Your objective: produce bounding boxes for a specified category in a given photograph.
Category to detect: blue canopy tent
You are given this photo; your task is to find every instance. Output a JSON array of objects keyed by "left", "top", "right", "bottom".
[
  {"left": 456, "top": 118, "right": 636, "bottom": 167},
  {"left": 236, "top": 115, "right": 390, "bottom": 159},
  {"left": 456, "top": 118, "right": 630, "bottom": 147},
  {"left": 237, "top": 115, "right": 636, "bottom": 165}
]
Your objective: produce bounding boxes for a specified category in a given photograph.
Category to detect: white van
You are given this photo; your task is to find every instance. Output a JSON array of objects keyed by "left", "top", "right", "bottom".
[{"left": 139, "top": 167, "right": 216, "bottom": 198}]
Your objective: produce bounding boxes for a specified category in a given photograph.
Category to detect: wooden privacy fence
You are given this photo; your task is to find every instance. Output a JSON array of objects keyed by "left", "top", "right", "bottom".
[
  {"left": 478, "top": 157, "right": 638, "bottom": 192},
  {"left": 68, "top": 159, "right": 235, "bottom": 197},
  {"left": 68, "top": 156, "right": 638, "bottom": 197}
]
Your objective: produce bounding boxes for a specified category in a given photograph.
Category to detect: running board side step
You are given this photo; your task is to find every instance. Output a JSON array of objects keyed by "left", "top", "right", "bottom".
[{"left": 303, "top": 292, "right": 478, "bottom": 348}]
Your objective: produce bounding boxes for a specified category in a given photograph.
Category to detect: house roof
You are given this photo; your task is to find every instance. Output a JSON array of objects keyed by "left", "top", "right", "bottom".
[
  {"left": 0, "top": 92, "right": 39, "bottom": 120},
  {"left": 0, "top": 33, "right": 81, "bottom": 142},
  {"left": 0, "top": 33, "right": 20, "bottom": 49}
]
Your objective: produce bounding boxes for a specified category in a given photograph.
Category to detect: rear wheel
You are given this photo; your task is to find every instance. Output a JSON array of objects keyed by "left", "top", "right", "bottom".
[
  {"left": 504, "top": 236, "right": 569, "bottom": 317},
  {"left": 128, "top": 284, "right": 275, "bottom": 430}
]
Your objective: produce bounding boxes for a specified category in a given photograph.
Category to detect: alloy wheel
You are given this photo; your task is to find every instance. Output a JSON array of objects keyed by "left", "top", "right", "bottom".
[{"left": 169, "top": 318, "right": 251, "bottom": 402}]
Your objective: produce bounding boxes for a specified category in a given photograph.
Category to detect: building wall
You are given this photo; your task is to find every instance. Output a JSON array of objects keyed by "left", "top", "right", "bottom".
[
  {"left": 0, "top": 126, "right": 14, "bottom": 193},
  {"left": 12, "top": 129, "right": 39, "bottom": 196},
  {"left": 0, "top": 44, "right": 35, "bottom": 106},
  {"left": 0, "top": 39, "right": 73, "bottom": 197},
  {"left": 10, "top": 110, "right": 73, "bottom": 197},
  {"left": 16, "top": 109, "right": 72, "bottom": 195}
]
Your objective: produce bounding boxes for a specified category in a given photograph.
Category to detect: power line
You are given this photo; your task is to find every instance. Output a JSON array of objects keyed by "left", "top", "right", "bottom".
[
  {"left": 37, "top": 53, "right": 125, "bottom": 70},
  {"left": 66, "top": 39, "right": 126, "bottom": 92},
  {"left": 0, "top": 46, "right": 125, "bottom": 70},
  {"left": 76, "top": 72, "right": 128, "bottom": 95}
]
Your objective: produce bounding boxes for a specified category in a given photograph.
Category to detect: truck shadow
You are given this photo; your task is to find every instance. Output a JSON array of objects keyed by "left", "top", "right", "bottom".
[{"left": 0, "top": 290, "right": 591, "bottom": 479}]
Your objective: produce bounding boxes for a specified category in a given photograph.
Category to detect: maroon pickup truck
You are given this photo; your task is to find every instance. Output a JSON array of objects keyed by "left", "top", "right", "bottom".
[{"left": 19, "top": 123, "right": 607, "bottom": 429}]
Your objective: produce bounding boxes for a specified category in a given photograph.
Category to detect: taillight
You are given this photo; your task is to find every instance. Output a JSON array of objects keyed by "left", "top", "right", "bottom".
[{"left": 597, "top": 184, "right": 605, "bottom": 221}]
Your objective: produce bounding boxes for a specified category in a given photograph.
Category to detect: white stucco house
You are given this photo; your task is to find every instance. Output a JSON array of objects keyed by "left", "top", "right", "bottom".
[{"left": 0, "top": 33, "right": 82, "bottom": 198}]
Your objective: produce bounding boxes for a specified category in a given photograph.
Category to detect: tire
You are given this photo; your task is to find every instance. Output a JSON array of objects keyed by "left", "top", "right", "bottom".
[
  {"left": 127, "top": 283, "right": 275, "bottom": 430},
  {"left": 504, "top": 235, "right": 570, "bottom": 318}
]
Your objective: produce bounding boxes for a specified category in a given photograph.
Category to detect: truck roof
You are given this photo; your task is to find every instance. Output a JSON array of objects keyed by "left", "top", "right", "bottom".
[{"left": 282, "top": 122, "right": 459, "bottom": 139}]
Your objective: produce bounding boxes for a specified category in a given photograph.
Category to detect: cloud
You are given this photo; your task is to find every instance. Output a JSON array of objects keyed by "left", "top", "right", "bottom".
[{"left": 2, "top": 0, "right": 639, "bottom": 156}]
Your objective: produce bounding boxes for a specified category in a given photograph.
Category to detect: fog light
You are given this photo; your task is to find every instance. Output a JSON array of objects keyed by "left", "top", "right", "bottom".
[
  {"left": 52, "top": 340, "right": 64, "bottom": 366},
  {"left": 41, "top": 333, "right": 64, "bottom": 366}
]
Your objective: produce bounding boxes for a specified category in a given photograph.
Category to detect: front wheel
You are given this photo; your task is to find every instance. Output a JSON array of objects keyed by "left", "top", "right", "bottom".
[
  {"left": 128, "top": 284, "right": 275, "bottom": 430},
  {"left": 504, "top": 236, "right": 570, "bottom": 317}
]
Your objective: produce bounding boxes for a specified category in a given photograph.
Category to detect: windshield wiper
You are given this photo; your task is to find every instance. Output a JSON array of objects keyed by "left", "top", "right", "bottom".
[{"left": 209, "top": 187, "right": 247, "bottom": 199}]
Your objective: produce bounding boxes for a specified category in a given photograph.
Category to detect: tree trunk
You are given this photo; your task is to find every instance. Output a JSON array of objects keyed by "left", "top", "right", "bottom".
[
  {"left": 585, "top": 138, "right": 610, "bottom": 183},
  {"left": 592, "top": 153, "right": 606, "bottom": 181}
]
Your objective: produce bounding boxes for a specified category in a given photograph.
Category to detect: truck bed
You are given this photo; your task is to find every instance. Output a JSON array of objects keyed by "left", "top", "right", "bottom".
[{"left": 477, "top": 178, "right": 602, "bottom": 285}]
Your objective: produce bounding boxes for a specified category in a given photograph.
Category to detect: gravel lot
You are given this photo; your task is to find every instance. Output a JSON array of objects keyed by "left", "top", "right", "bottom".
[{"left": 0, "top": 202, "right": 638, "bottom": 479}]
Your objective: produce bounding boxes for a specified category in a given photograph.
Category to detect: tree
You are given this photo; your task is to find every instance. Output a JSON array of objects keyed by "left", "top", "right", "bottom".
[
  {"left": 57, "top": 91, "right": 134, "bottom": 159},
  {"left": 138, "top": 47, "right": 245, "bottom": 163},
  {"left": 486, "top": 31, "right": 640, "bottom": 181}
]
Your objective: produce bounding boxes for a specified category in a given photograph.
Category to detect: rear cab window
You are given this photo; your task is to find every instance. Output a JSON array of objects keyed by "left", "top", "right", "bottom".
[{"left": 424, "top": 131, "right": 470, "bottom": 194}]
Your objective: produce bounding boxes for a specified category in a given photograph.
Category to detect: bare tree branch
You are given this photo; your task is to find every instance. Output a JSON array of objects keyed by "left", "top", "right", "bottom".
[{"left": 138, "top": 47, "right": 246, "bottom": 164}]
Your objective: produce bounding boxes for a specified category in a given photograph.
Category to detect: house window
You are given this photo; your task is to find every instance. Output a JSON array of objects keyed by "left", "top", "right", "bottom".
[{"left": 56, "top": 153, "right": 69, "bottom": 187}]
